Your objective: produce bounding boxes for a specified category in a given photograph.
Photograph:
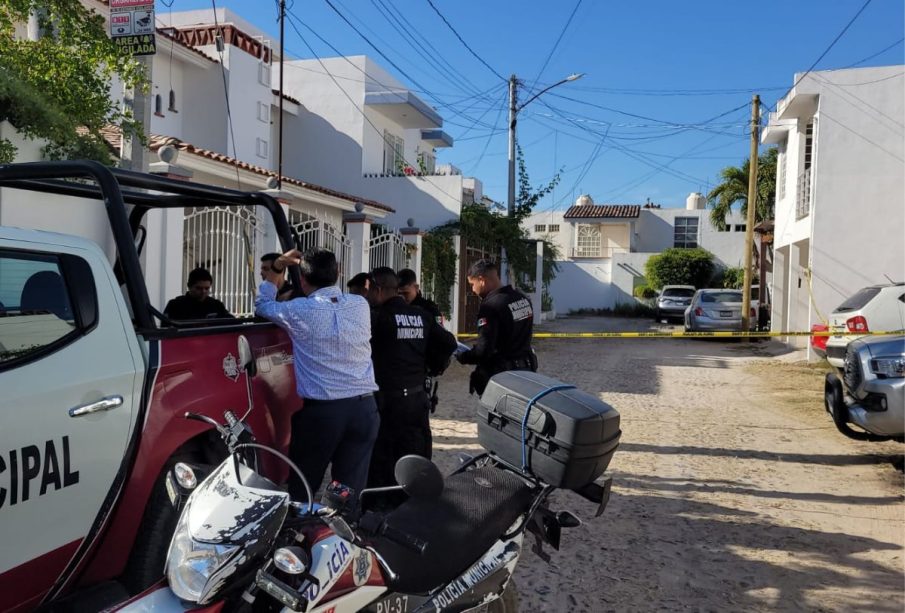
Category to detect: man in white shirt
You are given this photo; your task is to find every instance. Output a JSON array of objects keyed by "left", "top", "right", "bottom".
[{"left": 256, "top": 248, "right": 378, "bottom": 504}]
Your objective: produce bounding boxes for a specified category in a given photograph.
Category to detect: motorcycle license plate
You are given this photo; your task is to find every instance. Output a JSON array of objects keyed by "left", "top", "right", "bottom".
[
  {"left": 374, "top": 594, "right": 409, "bottom": 613},
  {"left": 720, "top": 310, "right": 732, "bottom": 317}
]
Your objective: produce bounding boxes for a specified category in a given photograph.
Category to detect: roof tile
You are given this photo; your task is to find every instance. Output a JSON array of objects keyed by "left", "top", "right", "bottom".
[{"left": 563, "top": 204, "right": 641, "bottom": 219}]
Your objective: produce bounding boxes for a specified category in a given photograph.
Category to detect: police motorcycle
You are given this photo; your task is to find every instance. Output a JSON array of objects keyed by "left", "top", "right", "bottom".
[{"left": 120, "top": 336, "right": 621, "bottom": 613}]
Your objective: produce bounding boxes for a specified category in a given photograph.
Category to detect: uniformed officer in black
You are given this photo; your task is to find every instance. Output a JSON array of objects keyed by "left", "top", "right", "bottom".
[
  {"left": 397, "top": 268, "right": 445, "bottom": 412},
  {"left": 367, "top": 267, "right": 457, "bottom": 491},
  {"left": 456, "top": 259, "right": 536, "bottom": 396}
]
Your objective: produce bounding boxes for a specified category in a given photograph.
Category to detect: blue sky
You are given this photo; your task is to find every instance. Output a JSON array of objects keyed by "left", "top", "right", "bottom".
[{"left": 166, "top": 0, "right": 904, "bottom": 211}]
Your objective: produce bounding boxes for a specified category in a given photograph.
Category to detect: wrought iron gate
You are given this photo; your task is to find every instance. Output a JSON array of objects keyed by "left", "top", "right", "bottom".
[
  {"left": 288, "top": 210, "right": 353, "bottom": 289},
  {"left": 458, "top": 239, "right": 499, "bottom": 333},
  {"left": 369, "top": 225, "right": 409, "bottom": 272},
  {"left": 183, "top": 205, "right": 263, "bottom": 317}
]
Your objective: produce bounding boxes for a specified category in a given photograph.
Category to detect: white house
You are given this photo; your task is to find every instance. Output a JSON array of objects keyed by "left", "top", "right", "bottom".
[
  {"left": 279, "top": 54, "right": 486, "bottom": 230},
  {"left": 525, "top": 194, "right": 748, "bottom": 313},
  {"left": 761, "top": 65, "right": 905, "bottom": 346}
]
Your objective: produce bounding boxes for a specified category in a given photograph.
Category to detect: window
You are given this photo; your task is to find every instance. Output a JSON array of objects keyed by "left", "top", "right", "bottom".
[
  {"left": 674, "top": 217, "right": 698, "bottom": 248},
  {"left": 256, "top": 137, "right": 269, "bottom": 159},
  {"left": 548, "top": 224, "right": 560, "bottom": 233},
  {"left": 534, "top": 224, "right": 547, "bottom": 233},
  {"left": 383, "top": 130, "right": 405, "bottom": 174},
  {"left": 154, "top": 94, "right": 163, "bottom": 116},
  {"left": 734, "top": 224, "right": 746, "bottom": 232},
  {"left": 0, "top": 252, "right": 78, "bottom": 367},
  {"left": 257, "top": 101, "right": 271, "bottom": 123},
  {"left": 797, "top": 119, "right": 814, "bottom": 220},
  {"left": 575, "top": 224, "right": 602, "bottom": 257},
  {"left": 258, "top": 62, "right": 272, "bottom": 87},
  {"left": 168, "top": 89, "right": 177, "bottom": 112},
  {"left": 417, "top": 150, "right": 435, "bottom": 174}
]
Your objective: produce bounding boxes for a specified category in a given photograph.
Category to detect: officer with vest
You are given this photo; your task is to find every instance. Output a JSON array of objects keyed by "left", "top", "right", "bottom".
[
  {"left": 366, "top": 267, "right": 457, "bottom": 492},
  {"left": 456, "top": 259, "right": 537, "bottom": 396}
]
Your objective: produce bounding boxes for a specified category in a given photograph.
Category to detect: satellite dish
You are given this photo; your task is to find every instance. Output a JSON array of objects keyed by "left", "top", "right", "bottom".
[{"left": 266, "top": 176, "right": 280, "bottom": 190}]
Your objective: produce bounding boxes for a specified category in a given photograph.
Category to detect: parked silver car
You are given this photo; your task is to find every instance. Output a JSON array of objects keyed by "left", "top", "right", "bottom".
[
  {"left": 684, "top": 289, "right": 756, "bottom": 332},
  {"left": 824, "top": 334, "right": 905, "bottom": 441},
  {"left": 655, "top": 285, "right": 696, "bottom": 322}
]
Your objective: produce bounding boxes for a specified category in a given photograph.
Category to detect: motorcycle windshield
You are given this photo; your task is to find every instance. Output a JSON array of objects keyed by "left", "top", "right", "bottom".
[{"left": 187, "top": 458, "right": 289, "bottom": 546}]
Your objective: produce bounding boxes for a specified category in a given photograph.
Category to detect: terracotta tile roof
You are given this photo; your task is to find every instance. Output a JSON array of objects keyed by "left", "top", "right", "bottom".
[
  {"left": 86, "top": 127, "right": 394, "bottom": 213},
  {"left": 156, "top": 28, "right": 219, "bottom": 64},
  {"left": 272, "top": 90, "right": 302, "bottom": 106},
  {"left": 146, "top": 135, "right": 395, "bottom": 212},
  {"left": 563, "top": 204, "right": 641, "bottom": 219}
]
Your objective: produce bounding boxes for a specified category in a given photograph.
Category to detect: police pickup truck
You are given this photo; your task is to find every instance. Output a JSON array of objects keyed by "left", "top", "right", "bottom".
[{"left": 0, "top": 161, "right": 303, "bottom": 610}]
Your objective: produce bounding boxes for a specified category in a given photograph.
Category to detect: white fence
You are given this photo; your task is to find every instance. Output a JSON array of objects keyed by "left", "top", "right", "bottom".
[
  {"left": 183, "top": 205, "right": 263, "bottom": 317},
  {"left": 289, "top": 210, "right": 353, "bottom": 288},
  {"left": 369, "top": 226, "right": 409, "bottom": 272}
]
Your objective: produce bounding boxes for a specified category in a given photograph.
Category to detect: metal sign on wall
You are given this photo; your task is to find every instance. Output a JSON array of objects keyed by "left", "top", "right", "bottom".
[{"left": 110, "top": 0, "right": 156, "bottom": 56}]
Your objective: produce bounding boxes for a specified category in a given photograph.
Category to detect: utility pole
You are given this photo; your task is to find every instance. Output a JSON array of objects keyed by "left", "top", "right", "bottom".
[
  {"left": 277, "top": 0, "right": 286, "bottom": 189},
  {"left": 121, "top": 55, "right": 153, "bottom": 172},
  {"left": 741, "top": 94, "right": 760, "bottom": 335},
  {"left": 501, "top": 73, "right": 518, "bottom": 284}
]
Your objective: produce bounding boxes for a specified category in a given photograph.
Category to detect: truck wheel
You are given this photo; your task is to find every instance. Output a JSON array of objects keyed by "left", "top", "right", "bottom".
[
  {"left": 488, "top": 579, "right": 519, "bottom": 613},
  {"left": 121, "top": 465, "right": 180, "bottom": 594}
]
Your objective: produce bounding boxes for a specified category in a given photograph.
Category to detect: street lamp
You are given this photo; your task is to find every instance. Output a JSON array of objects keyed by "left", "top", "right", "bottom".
[{"left": 502, "top": 73, "right": 583, "bottom": 284}]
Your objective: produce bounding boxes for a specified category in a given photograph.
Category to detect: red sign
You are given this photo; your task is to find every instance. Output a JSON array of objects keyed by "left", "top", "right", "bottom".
[{"left": 110, "top": 0, "right": 153, "bottom": 8}]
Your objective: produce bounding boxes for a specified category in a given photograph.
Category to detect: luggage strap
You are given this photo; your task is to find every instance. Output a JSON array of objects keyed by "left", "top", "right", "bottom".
[{"left": 521, "top": 384, "right": 575, "bottom": 472}]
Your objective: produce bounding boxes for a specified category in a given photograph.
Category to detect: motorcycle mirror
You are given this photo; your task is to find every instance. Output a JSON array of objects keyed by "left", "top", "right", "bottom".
[
  {"left": 237, "top": 335, "right": 257, "bottom": 377},
  {"left": 326, "top": 516, "right": 356, "bottom": 543},
  {"left": 394, "top": 455, "right": 443, "bottom": 500}
]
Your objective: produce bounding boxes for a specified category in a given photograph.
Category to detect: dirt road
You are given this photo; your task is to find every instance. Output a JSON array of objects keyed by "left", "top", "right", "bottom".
[{"left": 431, "top": 316, "right": 904, "bottom": 612}]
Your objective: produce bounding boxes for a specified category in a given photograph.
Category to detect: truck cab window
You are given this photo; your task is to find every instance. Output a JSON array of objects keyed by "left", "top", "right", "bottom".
[{"left": 0, "top": 252, "right": 78, "bottom": 366}]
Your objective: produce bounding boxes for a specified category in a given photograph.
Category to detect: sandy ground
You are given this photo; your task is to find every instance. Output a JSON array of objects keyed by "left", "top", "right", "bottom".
[{"left": 429, "top": 316, "right": 904, "bottom": 612}]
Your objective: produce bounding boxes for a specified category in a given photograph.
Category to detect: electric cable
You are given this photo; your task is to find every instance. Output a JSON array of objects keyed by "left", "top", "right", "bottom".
[
  {"left": 424, "top": 0, "right": 506, "bottom": 82},
  {"left": 526, "top": 0, "right": 583, "bottom": 94}
]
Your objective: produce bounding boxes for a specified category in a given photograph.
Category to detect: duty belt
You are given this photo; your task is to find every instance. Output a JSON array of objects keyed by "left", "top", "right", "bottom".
[{"left": 380, "top": 386, "right": 427, "bottom": 398}]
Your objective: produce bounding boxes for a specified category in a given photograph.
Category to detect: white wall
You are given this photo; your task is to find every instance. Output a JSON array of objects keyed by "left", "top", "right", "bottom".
[
  {"left": 634, "top": 208, "right": 747, "bottom": 269},
  {"left": 547, "top": 260, "right": 614, "bottom": 312},
  {"left": 768, "top": 66, "right": 905, "bottom": 323}
]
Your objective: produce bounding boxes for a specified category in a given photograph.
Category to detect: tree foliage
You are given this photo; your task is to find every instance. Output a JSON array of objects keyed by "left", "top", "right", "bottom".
[
  {"left": 707, "top": 147, "right": 777, "bottom": 230},
  {"left": 421, "top": 145, "right": 561, "bottom": 316},
  {"left": 0, "top": 0, "right": 145, "bottom": 163},
  {"left": 644, "top": 248, "right": 715, "bottom": 290}
]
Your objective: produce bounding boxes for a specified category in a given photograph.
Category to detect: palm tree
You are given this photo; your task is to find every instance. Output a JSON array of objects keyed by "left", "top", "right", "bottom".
[{"left": 707, "top": 147, "right": 777, "bottom": 230}]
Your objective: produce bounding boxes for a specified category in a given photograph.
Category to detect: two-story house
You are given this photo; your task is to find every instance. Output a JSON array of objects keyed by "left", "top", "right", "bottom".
[
  {"left": 526, "top": 193, "right": 747, "bottom": 312},
  {"left": 761, "top": 65, "right": 904, "bottom": 345}
]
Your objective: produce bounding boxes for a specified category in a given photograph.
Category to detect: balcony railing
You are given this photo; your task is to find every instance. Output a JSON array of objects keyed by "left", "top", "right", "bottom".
[
  {"left": 796, "top": 168, "right": 811, "bottom": 220},
  {"left": 571, "top": 246, "right": 629, "bottom": 259}
]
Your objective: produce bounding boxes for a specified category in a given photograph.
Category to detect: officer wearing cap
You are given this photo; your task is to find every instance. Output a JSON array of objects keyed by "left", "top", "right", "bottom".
[
  {"left": 367, "top": 267, "right": 457, "bottom": 491},
  {"left": 456, "top": 259, "right": 537, "bottom": 396}
]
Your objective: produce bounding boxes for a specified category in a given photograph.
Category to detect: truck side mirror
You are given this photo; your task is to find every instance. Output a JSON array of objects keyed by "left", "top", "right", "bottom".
[{"left": 237, "top": 335, "right": 256, "bottom": 377}]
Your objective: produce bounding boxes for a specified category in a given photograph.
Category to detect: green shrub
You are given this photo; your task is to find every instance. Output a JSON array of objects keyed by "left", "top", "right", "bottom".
[
  {"left": 644, "top": 248, "right": 715, "bottom": 290},
  {"left": 633, "top": 284, "right": 658, "bottom": 299},
  {"left": 613, "top": 301, "right": 656, "bottom": 318}
]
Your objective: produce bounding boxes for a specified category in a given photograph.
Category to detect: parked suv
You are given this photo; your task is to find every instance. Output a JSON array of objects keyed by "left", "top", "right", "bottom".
[
  {"left": 826, "top": 283, "right": 905, "bottom": 367},
  {"left": 655, "top": 285, "right": 696, "bottom": 322},
  {"left": 824, "top": 334, "right": 905, "bottom": 441}
]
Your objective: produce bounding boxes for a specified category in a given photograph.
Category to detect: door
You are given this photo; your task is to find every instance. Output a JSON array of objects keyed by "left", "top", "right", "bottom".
[{"left": 0, "top": 244, "right": 142, "bottom": 608}]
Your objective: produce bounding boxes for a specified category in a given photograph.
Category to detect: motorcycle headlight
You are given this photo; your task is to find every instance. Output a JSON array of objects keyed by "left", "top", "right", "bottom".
[
  {"left": 870, "top": 356, "right": 905, "bottom": 378},
  {"left": 167, "top": 510, "right": 239, "bottom": 603}
]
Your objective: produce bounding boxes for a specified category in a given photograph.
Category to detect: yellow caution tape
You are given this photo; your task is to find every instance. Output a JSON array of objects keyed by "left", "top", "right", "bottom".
[{"left": 456, "top": 330, "right": 903, "bottom": 339}]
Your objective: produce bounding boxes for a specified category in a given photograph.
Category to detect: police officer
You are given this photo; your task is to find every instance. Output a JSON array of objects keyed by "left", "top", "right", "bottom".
[
  {"left": 397, "top": 268, "right": 444, "bottom": 411},
  {"left": 456, "top": 259, "right": 537, "bottom": 396},
  {"left": 367, "top": 267, "right": 457, "bottom": 491}
]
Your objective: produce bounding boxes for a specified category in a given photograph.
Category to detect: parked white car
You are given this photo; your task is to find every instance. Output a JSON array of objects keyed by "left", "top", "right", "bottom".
[{"left": 826, "top": 283, "right": 905, "bottom": 368}]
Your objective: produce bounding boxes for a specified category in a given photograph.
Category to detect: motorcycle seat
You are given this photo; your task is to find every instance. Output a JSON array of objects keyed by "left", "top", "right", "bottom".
[{"left": 372, "top": 465, "right": 535, "bottom": 594}]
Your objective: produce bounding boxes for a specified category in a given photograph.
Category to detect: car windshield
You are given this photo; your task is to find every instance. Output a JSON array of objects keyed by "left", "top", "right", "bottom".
[
  {"left": 663, "top": 288, "right": 695, "bottom": 298},
  {"left": 834, "top": 287, "right": 880, "bottom": 313},
  {"left": 701, "top": 291, "right": 742, "bottom": 304}
]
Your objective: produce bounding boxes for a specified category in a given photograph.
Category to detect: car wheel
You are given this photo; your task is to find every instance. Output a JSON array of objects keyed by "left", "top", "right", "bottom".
[
  {"left": 824, "top": 374, "right": 892, "bottom": 442},
  {"left": 487, "top": 579, "right": 519, "bottom": 613}
]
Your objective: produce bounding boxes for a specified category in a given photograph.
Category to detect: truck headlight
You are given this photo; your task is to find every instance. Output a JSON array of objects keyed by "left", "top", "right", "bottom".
[
  {"left": 167, "top": 510, "right": 238, "bottom": 603},
  {"left": 869, "top": 356, "right": 905, "bottom": 379}
]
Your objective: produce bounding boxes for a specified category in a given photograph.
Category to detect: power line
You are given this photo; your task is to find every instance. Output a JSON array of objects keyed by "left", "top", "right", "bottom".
[
  {"left": 424, "top": 0, "right": 507, "bottom": 82},
  {"left": 843, "top": 36, "right": 904, "bottom": 68},
  {"left": 465, "top": 86, "right": 510, "bottom": 175},
  {"left": 527, "top": 0, "right": 583, "bottom": 94},
  {"left": 210, "top": 0, "right": 243, "bottom": 189},
  {"left": 286, "top": 9, "right": 500, "bottom": 131},
  {"left": 284, "top": 13, "right": 467, "bottom": 207},
  {"left": 769, "top": 0, "right": 875, "bottom": 110}
]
